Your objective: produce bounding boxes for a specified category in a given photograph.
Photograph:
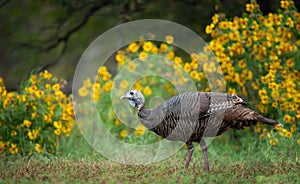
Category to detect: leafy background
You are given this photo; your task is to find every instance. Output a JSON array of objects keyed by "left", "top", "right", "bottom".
[{"left": 0, "top": 0, "right": 300, "bottom": 183}]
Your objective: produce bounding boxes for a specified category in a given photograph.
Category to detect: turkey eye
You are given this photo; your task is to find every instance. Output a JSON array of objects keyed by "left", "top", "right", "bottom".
[{"left": 130, "top": 92, "right": 134, "bottom": 95}]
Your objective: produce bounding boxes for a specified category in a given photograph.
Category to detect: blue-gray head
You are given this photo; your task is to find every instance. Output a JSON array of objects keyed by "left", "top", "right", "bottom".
[{"left": 120, "top": 90, "right": 145, "bottom": 111}]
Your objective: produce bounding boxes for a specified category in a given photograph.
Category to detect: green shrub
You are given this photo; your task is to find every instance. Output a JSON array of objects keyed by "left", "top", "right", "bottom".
[
  {"left": 77, "top": 0, "right": 300, "bottom": 147},
  {"left": 0, "top": 71, "right": 75, "bottom": 155}
]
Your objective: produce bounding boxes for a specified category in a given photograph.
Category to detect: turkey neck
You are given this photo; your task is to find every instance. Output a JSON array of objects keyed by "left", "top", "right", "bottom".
[
  {"left": 137, "top": 105, "right": 158, "bottom": 129},
  {"left": 137, "top": 105, "right": 150, "bottom": 119}
]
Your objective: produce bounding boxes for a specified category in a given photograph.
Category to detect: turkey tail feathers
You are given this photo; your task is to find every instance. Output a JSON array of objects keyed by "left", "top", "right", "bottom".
[{"left": 256, "top": 115, "right": 282, "bottom": 127}]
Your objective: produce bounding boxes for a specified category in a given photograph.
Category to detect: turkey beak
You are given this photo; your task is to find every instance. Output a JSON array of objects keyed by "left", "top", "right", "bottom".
[{"left": 120, "top": 92, "right": 129, "bottom": 100}]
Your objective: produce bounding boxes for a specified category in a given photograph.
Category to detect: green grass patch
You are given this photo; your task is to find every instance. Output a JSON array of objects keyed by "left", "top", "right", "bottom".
[{"left": 1, "top": 129, "right": 299, "bottom": 183}]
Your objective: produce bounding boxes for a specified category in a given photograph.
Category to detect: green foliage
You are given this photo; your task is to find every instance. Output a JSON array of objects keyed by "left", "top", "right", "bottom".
[
  {"left": 0, "top": 129, "right": 299, "bottom": 183},
  {"left": 204, "top": 0, "right": 300, "bottom": 145},
  {"left": 74, "top": 1, "right": 300, "bottom": 153},
  {"left": 0, "top": 71, "right": 75, "bottom": 155}
]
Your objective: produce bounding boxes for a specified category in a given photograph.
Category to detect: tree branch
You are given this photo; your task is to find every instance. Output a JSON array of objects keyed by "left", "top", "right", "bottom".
[
  {"left": 31, "top": 41, "right": 68, "bottom": 74},
  {"left": 20, "top": 1, "right": 111, "bottom": 52},
  {"left": 19, "top": 0, "right": 147, "bottom": 71},
  {"left": 0, "top": 0, "right": 10, "bottom": 9}
]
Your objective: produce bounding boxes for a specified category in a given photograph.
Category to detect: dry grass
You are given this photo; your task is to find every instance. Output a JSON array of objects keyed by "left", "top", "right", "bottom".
[
  {"left": 1, "top": 131, "right": 299, "bottom": 183},
  {"left": 0, "top": 151, "right": 299, "bottom": 184}
]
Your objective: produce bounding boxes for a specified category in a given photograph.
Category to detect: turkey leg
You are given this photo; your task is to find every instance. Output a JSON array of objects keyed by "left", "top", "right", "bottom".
[
  {"left": 200, "top": 139, "right": 210, "bottom": 171},
  {"left": 184, "top": 142, "right": 194, "bottom": 172}
]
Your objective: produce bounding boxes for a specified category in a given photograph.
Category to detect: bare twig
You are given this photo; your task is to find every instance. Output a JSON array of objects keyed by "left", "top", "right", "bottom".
[
  {"left": 19, "top": 0, "right": 146, "bottom": 71},
  {"left": 0, "top": 0, "right": 10, "bottom": 9},
  {"left": 20, "top": 1, "right": 110, "bottom": 52}
]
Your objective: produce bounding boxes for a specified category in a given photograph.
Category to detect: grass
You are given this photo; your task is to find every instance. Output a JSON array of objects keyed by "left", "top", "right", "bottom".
[{"left": 0, "top": 128, "right": 299, "bottom": 184}]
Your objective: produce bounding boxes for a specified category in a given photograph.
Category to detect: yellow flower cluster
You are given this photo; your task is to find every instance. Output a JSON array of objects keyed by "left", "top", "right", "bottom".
[
  {"left": 135, "top": 124, "right": 146, "bottom": 136},
  {"left": 0, "top": 70, "right": 75, "bottom": 155},
  {"left": 204, "top": 0, "right": 300, "bottom": 145},
  {"left": 77, "top": 66, "right": 114, "bottom": 103},
  {"left": 79, "top": 4, "right": 300, "bottom": 147},
  {"left": 77, "top": 36, "right": 179, "bottom": 141}
]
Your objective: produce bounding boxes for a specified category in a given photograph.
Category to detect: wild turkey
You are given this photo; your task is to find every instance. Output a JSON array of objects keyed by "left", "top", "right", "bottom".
[{"left": 120, "top": 90, "right": 282, "bottom": 172}]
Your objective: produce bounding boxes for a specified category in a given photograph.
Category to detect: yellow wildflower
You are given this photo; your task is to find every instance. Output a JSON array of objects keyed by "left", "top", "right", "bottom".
[
  {"left": 212, "top": 14, "right": 219, "bottom": 24},
  {"left": 62, "top": 126, "right": 71, "bottom": 136},
  {"left": 285, "top": 131, "right": 292, "bottom": 138},
  {"left": 259, "top": 133, "right": 265, "bottom": 139},
  {"left": 11, "top": 130, "right": 17, "bottom": 136},
  {"left": 65, "top": 104, "right": 74, "bottom": 116},
  {"left": 139, "top": 51, "right": 148, "bottom": 61},
  {"left": 290, "top": 124, "right": 296, "bottom": 133},
  {"left": 286, "top": 58, "right": 294, "bottom": 67},
  {"left": 269, "top": 138, "right": 278, "bottom": 146},
  {"left": 246, "top": 3, "right": 255, "bottom": 13},
  {"left": 271, "top": 90, "right": 280, "bottom": 99},
  {"left": 23, "top": 119, "right": 32, "bottom": 128},
  {"left": 205, "top": 24, "right": 214, "bottom": 34},
  {"left": 115, "top": 52, "right": 125, "bottom": 63},
  {"left": 173, "top": 57, "right": 182, "bottom": 65},
  {"left": 83, "top": 78, "right": 92, "bottom": 88},
  {"left": 55, "top": 129, "right": 61, "bottom": 136},
  {"left": 45, "top": 83, "right": 51, "bottom": 89},
  {"left": 143, "top": 87, "right": 152, "bottom": 96},
  {"left": 35, "top": 144, "right": 43, "bottom": 153},
  {"left": 238, "top": 59, "right": 246, "bottom": 68},
  {"left": 30, "top": 75, "right": 37, "bottom": 84},
  {"left": 93, "top": 83, "right": 101, "bottom": 92},
  {"left": 134, "top": 81, "right": 143, "bottom": 91},
  {"left": 219, "top": 21, "right": 229, "bottom": 29},
  {"left": 165, "top": 35, "right": 174, "bottom": 44},
  {"left": 255, "top": 126, "right": 261, "bottom": 133},
  {"left": 44, "top": 114, "right": 52, "bottom": 123},
  {"left": 120, "top": 130, "right": 128, "bottom": 138},
  {"left": 35, "top": 90, "right": 45, "bottom": 98},
  {"left": 40, "top": 70, "right": 52, "bottom": 80},
  {"left": 283, "top": 114, "right": 293, "bottom": 123},
  {"left": 9, "top": 143, "right": 18, "bottom": 154},
  {"left": 264, "top": 17, "right": 273, "bottom": 27},
  {"left": 272, "top": 101, "right": 278, "bottom": 108},
  {"left": 114, "top": 119, "right": 121, "bottom": 126},
  {"left": 103, "top": 81, "right": 113, "bottom": 92},
  {"left": 143, "top": 41, "right": 153, "bottom": 52},
  {"left": 120, "top": 80, "right": 129, "bottom": 90},
  {"left": 228, "top": 88, "right": 237, "bottom": 95},
  {"left": 190, "top": 62, "right": 198, "bottom": 70},
  {"left": 229, "top": 21, "right": 239, "bottom": 30},
  {"left": 190, "top": 71, "right": 200, "bottom": 81},
  {"left": 136, "top": 124, "right": 146, "bottom": 136},
  {"left": 166, "top": 50, "right": 175, "bottom": 60},
  {"left": 127, "top": 42, "right": 139, "bottom": 53},
  {"left": 28, "top": 129, "right": 39, "bottom": 140},
  {"left": 52, "top": 83, "right": 60, "bottom": 92},
  {"left": 159, "top": 43, "right": 168, "bottom": 52},
  {"left": 102, "top": 72, "right": 111, "bottom": 81},
  {"left": 258, "top": 88, "right": 267, "bottom": 97},
  {"left": 78, "top": 87, "right": 88, "bottom": 97},
  {"left": 126, "top": 61, "right": 136, "bottom": 71},
  {"left": 0, "top": 141, "right": 4, "bottom": 153},
  {"left": 184, "top": 63, "right": 191, "bottom": 73},
  {"left": 151, "top": 46, "right": 158, "bottom": 54},
  {"left": 98, "top": 66, "right": 108, "bottom": 76},
  {"left": 54, "top": 121, "right": 62, "bottom": 129},
  {"left": 280, "top": 0, "right": 289, "bottom": 9},
  {"left": 32, "top": 112, "right": 37, "bottom": 118}
]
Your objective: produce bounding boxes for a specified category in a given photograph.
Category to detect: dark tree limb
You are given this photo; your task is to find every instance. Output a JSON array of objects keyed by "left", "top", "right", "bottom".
[
  {"left": 31, "top": 41, "right": 68, "bottom": 74},
  {"left": 0, "top": 0, "right": 10, "bottom": 9},
  {"left": 20, "top": 1, "right": 111, "bottom": 52},
  {"left": 19, "top": 0, "right": 146, "bottom": 71}
]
